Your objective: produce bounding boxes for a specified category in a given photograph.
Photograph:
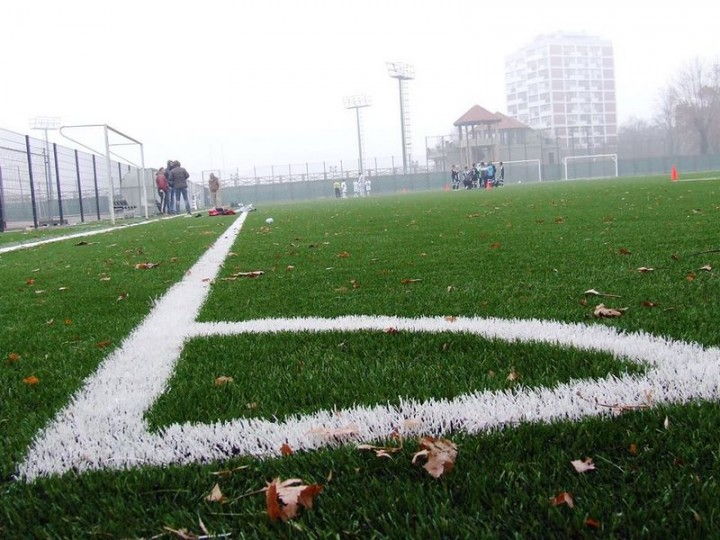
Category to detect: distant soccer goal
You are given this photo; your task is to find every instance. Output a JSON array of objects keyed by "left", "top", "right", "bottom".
[
  {"left": 563, "top": 154, "right": 618, "bottom": 181},
  {"left": 502, "top": 159, "right": 542, "bottom": 184}
]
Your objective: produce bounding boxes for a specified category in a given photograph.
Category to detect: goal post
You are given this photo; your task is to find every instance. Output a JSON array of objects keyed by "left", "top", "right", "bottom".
[
  {"left": 563, "top": 153, "right": 618, "bottom": 181},
  {"left": 502, "top": 159, "right": 542, "bottom": 183}
]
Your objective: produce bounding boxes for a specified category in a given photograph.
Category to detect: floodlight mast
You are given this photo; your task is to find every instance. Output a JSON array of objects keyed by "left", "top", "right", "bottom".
[
  {"left": 386, "top": 62, "right": 414, "bottom": 174},
  {"left": 343, "top": 95, "right": 371, "bottom": 176},
  {"left": 29, "top": 116, "right": 62, "bottom": 222}
]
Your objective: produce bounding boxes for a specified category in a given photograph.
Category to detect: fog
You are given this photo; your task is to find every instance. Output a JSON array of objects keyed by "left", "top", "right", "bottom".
[{"left": 1, "top": 0, "right": 718, "bottom": 172}]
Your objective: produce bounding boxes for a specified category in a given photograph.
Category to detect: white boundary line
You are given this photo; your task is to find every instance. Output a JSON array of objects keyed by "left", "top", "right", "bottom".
[
  {"left": 0, "top": 214, "right": 185, "bottom": 256},
  {"left": 17, "top": 212, "right": 720, "bottom": 480}
]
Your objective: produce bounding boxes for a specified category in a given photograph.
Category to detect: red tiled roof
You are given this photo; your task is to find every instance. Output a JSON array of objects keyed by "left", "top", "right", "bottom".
[
  {"left": 453, "top": 105, "right": 501, "bottom": 126},
  {"left": 494, "top": 112, "right": 530, "bottom": 130}
]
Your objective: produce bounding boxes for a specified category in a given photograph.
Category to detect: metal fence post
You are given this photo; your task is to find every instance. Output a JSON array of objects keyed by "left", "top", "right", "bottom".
[
  {"left": 74, "top": 150, "right": 85, "bottom": 222},
  {"left": 92, "top": 154, "right": 101, "bottom": 220},
  {"left": 25, "top": 135, "right": 39, "bottom": 228},
  {"left": 0, "top": 165, "right": 6, "bottom": 232},
  {"left": 53, "top": 143, "right": 64, "bottom": 224}
]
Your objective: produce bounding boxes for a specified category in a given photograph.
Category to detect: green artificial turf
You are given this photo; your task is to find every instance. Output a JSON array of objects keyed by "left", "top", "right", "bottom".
[
  {"left": 1, "top": 176, "right": 720, "bottom": 537},
  {"left": 147, "top": 331, "right": 642, "bottom": 428},
  {"left": 0, "top": 215, "right": 149, "bottom": 247}
]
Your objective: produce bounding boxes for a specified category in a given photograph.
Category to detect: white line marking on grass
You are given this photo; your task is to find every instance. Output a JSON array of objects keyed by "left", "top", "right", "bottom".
[
  {"left": 0, "top": 214, "right": 185, "bottom": 255},
  {"left": 678, "top": 176, "right": 720, "bottom": 183},
  {"left": 18, "top": 212, "right": 720, "bottom": 481}
]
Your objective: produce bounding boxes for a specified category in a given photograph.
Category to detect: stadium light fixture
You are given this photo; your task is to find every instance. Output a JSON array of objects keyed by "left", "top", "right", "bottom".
[
  {"left": 344, "top": 94, "right": 372, "bottom": 176},
  {"left": 386, "top": 62, "right": 414, "bottom": 174}
]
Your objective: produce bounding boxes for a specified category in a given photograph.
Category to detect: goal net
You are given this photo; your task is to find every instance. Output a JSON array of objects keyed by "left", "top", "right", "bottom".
[
  {"left": 501, "top": 159, "right": 542, "bottom": 184},
  {"left": 563, "top": 154, "right": 618, "bottom": 180}
]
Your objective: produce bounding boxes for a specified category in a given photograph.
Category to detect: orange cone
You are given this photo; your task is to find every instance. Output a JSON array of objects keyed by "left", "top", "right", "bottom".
[{"left": 670, "top": 166, "right": 679, "bottom": 182}]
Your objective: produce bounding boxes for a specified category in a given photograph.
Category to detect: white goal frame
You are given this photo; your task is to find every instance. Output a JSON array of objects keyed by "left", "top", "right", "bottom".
[
  {"left": 563, "top": 153, "right": 618, "bottom": 181},
  {"left": 502, "top": 159, "right": 542, "bottom": 182}
]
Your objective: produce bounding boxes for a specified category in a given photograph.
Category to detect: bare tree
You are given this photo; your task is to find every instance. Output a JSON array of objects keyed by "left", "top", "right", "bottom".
[
  {"left": 672, "top": 58, "right": 720, "bottom": 154},
  {"left": 655, "top": 86, "right": 678, "bottom": 155}
]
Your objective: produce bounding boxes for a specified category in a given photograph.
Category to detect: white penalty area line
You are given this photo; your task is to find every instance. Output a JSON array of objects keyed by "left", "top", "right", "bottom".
[
  {"left": 0, "top": 213, "right": 188, "bottom": 256},
  {"left": 17, "top": 211, "right": 720, "bottom": 481}
]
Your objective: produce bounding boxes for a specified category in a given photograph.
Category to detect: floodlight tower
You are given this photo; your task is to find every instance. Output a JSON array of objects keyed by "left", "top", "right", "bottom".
[
  {"left": 343, "top": 95, "right": 371, "bottom": 176},
  {"left": 29, "top": 116, "right": 61, "bottom": 221},
  {"left": 386, "top": 62, "right": 414, "bottom": 174}
]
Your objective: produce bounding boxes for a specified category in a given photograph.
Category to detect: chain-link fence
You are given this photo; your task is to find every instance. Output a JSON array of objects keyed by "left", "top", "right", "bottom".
[{"left": 0, "top": 127, "right": 206, "bottom": 231}]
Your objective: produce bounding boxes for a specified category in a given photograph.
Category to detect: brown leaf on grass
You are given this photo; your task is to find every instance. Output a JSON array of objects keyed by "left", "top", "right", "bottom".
[
  {"left": 400, "top": 278, "right": 422, "bottom": 284},
  {"left": 585, "top": 518, "right": 601, "bottom": 529},
  {"left": 163, "top": 527, "right": 199, "bottom": 540},
  {"left": 686, "top": 272, "right": 697, "bottom": 281},
  {"left": 490, "top": 242, "right": 502, "bottom": 249},
  {"left": 96, "top": 340, "right": 112, "bottom": 349},
  {"left": 64, "top": 319, "right": 73, "bottom": 325},
  {"left": 628, "top": 443, "right": 638, "bottom": 456},
  {"left": 357, "top": 437, "right": 403, "bottom": 459},
  {"left": 170, "top": 257, "right": 179, "bottom": 262},
  {"left": 554, "top": 216, "right": 565, "bottom": 224},
  {"left": 350, "top": 279, "right": 361, "bottom": 289},
  {"left": 642, "top": 300, "right": 659, "bottom": 308},
  {"left": 7, "top": 352, "right": 20, "bottom": 363},
  {"left": 23, "top": 375, "right": 40, "bottom": 386},
  {"left": 26, "top": 278, "right": 35, "bottom": 286},
  {"left": 637, "top": 267, "right": 654, "bottom": 273},
  {"left": 134, "top": 262, "right": 159, "bottom": 270},
  {"left": 117, "top": 292, "right": 129, "bottom": 302},
  {"left": 205, "top": 483, "right": 227, "bottom": 503},
  {"left": 579, "top": 298, "right": 588, "bottom": 306},
  {"left": 214, "top": 376, "right": 234, "bottom": 386},
  {"left": 549, "top": 491, "right": 574, "bottom": 508},
  {"left": 570, "top": 458, "right": 596, "bottom": 473},
  {"left": 411, "top": 437, "right": 458, "bottom": 478},
  {"left": 671, "top": 254, "right": 680, "bottom": 261},
  {"left": 233, "top": 270, "right": 264, "bottom": 278},
  {"left": 593, "top": 303, "right": 626, "bottom": 318},
  {"left": 246, "top": 402, "right": 258, "bottom": 409},
  {"left": 618, "top": 247, "right": 631, "bottom": 255},
  {"left": 506, "top": 369, "right": 520, "bottom": 382},
  {"left": 447, "top": 285, "right": 455, "bottom": 293},
  {"left": 337, "top": 251, "right": 350, "bottom": 258},
  {"left": 384, "top": 327, "right": 400, "bottom": 334},
  {"left": 444, "top": 316, "right": 457, "bottom": 322},
  {"left": 280, "top": 443, "right": 294, "bottom": 456},
  {"left": 265, "top": 477, "right": 324, "bottom": 521},
  {"left": 699, "top": 264, "right": 712, "bottom": 272},
  {"left": 99, "top": 276, "right": 111, "bottom": 281}
]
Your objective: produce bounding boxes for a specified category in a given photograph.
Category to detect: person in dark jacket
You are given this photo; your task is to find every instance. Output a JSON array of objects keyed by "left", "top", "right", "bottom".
[
  {"left": 166, "top": 160, "right": 176, "bottom": 213},
  {"left": 168, "top": 161, "right": 191, "bottom": 214}
]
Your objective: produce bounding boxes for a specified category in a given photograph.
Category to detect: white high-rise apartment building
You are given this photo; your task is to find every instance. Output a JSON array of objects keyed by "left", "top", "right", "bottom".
[{"left": 505, "top": 32, "right": 617, "bottom": 152}]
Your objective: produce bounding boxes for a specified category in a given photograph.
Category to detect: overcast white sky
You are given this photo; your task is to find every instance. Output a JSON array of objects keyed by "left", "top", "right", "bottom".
[{"left": 2, "top": 0, "right": 718, "bottom": 174}]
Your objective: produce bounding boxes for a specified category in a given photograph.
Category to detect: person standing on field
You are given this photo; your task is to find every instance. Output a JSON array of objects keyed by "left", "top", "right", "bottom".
[
  {"left": 208, "top": 173, "right": 221, "bottom": 208},
  {"left": 168, "top": 160, "right": 191, "bottom": 214},
  {"left": 166, "top": 160, "right": 176, "bottom": 213},
  {"left": 155, "top": 167, "right": 170, "bottom": 214}
]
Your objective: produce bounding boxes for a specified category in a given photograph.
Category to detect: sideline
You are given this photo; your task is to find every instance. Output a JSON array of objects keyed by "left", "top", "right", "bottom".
[
  {"left": 18, "top": 211, "right": 720, "bottom": 480},
  {"left": 0, "top": 214, "right": 187, "bottom": 256}
]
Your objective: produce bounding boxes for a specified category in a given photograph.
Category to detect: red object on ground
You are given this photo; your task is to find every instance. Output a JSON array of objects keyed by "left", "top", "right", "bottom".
[
  {"left": 670, "top": 166, "right": 679, "bottom": 181},
  {"left": 485, "top": 180, "right": 493, "bottom": 190}
]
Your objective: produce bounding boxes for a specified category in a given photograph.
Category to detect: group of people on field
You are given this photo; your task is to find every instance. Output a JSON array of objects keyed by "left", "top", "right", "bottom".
[
  {"left": 333, "top": 174, "right": 372, "bottom": 199},
  {"left": 154, "top": 161, "right": 192, "bottom": 214},
  {"left": 450, "top": 161, "right": 504, "bottom": 190}
]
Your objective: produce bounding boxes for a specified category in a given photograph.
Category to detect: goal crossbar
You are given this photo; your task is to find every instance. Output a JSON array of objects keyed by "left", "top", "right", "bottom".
[{"left": 563, "top": 153, "right": 618, "bottom": 180}]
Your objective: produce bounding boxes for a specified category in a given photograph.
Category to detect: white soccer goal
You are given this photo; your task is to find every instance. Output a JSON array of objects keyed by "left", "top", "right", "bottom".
[
  {"left": 563, "top": 153, "right": 618, "bottom": 181},
  {"left": 502, "top": 159, "right": 542, "bottom": 183}
]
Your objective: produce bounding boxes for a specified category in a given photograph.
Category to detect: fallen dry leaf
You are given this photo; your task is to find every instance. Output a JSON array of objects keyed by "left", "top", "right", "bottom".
[
  {"left": 699, "top": 265, "right": 712, "bottom": 272},
  {"left": 570, "top": 457, "right": 596, "bottom": 473},
  {"left": 593, "top": 303, "right": 626, "bottom": 318},
  {"left": 350, "top": 279, "right": 361, "bottom": 289},
  {"left": 134, "top": 262, "right": 159, "bottom": 270},
  {"left": 384, "top": 327, "right": 400, "bottom": 334},
  {"left": 618, "top": 247, "right": 632, "bottom": 255},
  {"left": 444, "top": 316, "right": 457, "bottom": 322},
  {"left": 549, "top": 491, "right": 574, "bottom": 508},
  {"left": 664, "top": 416, "right": 670, "bottom": 430},
  {"left": 205, "top": 483, "right": 226, "bottom": 503},
  {"left": 265, "top": 477, "right": 324, "bottom": 522},
  {"left": 214, "top": 376, "right": 234, "bottom": 386},
  {"left": 506, "top": 369, "right": 520, "bottom": 382},
  {"left": 99, "top": 276, "right": 111, "bottom": 281},
  {"left": 447, "top": 285, "right": 455, "bottom": 293},
  {"left": 411, "top": 436, "right": 458, "bottom": 478},
  {"left": 585, "top": 518, "right": 601, "bottom": 529},
  {"left": 23, "top": 375, "right": 40, "bottom": 386},
  {"left": 34, "top": 290, "right": 46, "bottom": 294},
  {"left": 280, "top": 443, "right": 294, "bottom": 456},
  {"left": 286, "top": 265, "right": 295, "bottom": 271},
  {"left": 233, "top": 270, "right": 264, "bottom": 278},
  {"left": 642, "top": 300, "right": 659, "bottom": 308},
  {"left": 337, "top": 251, "right": 350, "bottom": 258},
  {"left": 637, "top": 267, "right": 654, "bottom": 273},
  {"left": 686, "top": 272, "right": 696, "bottom": 281},
  {"left": 357, "top": 438, "right": 403, "bottom": 459},
  {"left": 7, "top": 352, "right": 20, "bottom": 363},
  {"left": 554, "top": 216, "right": 565, "bottom": 224},
  {"left": 26, "top": 278, "right": 35, "bottom": 286},
  {"left": 400, "top": 278, "right": 422, "bottom": 284},
  {"left": 629, "top": 443, "right": 638, "bottom": 456},
  {"left": 490, "top": 242, "right": 501, "bottom": 249},
  {"left": 64, "top": 319, "right": 73, "bottom": 325},
  {"left": 96, "top": 340, "right": 112, "bottom": 349},
  {"left": 117, "top": 292, "right": 129, "bottom": 302},
  {"left": 584, "top": 289, "right": 621, "bottom": 298}
]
